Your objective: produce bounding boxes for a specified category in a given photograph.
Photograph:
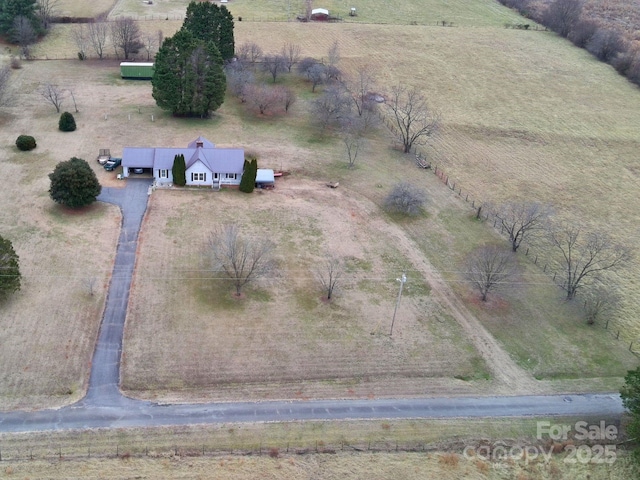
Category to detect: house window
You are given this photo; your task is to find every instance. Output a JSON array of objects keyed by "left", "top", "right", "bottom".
[
  {"left": 191, "top": 172, "right": 206, "bottom": 182},
  {"left": 159, "top": 169, "right": 168, "bottom": 179},
  {"left": 225, "top": 173, "right": 236, "bottom": 180},
  {"left": 214, "top": 173, "right": 218, "bottom": 179}
]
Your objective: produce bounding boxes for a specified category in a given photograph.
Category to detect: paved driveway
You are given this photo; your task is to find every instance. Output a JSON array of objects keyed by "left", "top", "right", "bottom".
[{"left": 82, "top": 178, "right": 153, "bottom": 407}]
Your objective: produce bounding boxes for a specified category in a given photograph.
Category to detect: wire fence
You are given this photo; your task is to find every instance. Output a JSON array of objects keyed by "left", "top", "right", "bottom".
[
  {"left": 380, "top": 113, "right": 640, "bottom": 357},
  {"left": 0, "top": 439, "right": 442, "bottom": 462}
]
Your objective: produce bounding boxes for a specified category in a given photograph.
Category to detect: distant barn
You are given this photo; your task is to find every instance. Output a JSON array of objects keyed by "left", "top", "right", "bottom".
[
  {"left": 310, "top": 8, "right": 329, "bottom": 20},
  {"left": 120, "top": 62, "right": 154, "bottom": 80}
]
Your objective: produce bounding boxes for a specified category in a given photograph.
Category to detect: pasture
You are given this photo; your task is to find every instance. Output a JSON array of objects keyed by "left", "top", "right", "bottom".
[{"left": 1, "top": 0, "right": 640, "bottom": 409}]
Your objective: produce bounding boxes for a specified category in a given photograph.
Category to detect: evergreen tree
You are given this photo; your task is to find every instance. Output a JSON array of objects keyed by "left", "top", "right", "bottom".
[
  {"left": 172, "top": 153, "right": 186, "bottom": 186},
  {"left": 49, "top": 157, "right": 101, "bottom": 208},
  {"left": 239, "top": 157, "right": 258, "bottom": 193},
  {"left": 239, "top": 158, "right": 253, "bottom": 193},
  {"left": 0, "top": 234, "right": 20, "bottom": 298},
  {"left": 0, "top": 0, "right": 40, "bottom": 38},
  {"left": 182, "top": 1, "right": 234, "bottom": 61},
  {"left": 58, "top": 112, "right": 76, "bottom": 131},
  {"left": 152, "top": 29, "right": 226, "bottom": 117}
]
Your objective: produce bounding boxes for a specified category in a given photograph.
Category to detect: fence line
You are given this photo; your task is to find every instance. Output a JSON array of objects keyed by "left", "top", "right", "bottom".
[
  {"left": 380, "top": 112, "right": 640, "bottom": 356},
  {"left": 0, "top": 439, "right": 440, "bottom": 462}
]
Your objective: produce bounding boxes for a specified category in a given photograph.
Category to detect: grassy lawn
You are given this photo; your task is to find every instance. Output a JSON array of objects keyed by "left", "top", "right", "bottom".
[
  {"left": 2, "top": 0, "right": 640, "bottom": 409},
  {"left": 122, "top": 184, "right": 490, "bottom": 401}
]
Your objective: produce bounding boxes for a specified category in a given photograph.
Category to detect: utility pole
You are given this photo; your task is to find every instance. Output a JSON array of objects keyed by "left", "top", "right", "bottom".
[{"left": 389, "top": 272, "right": 407, "bottom": 336}]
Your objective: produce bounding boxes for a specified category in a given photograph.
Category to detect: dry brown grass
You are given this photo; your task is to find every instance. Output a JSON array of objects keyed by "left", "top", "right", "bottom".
[
  {"left": 1, "top": 451, "right": 633, "bottom": 480},
  {"left": 121, "top": 182, "right": 489, "bottom": 401},
  {"left": 0, "top": 417, "right": 635, "bottom": 479},
  {"left": 3, "top": 3, "right": 640, "bottom": 408}
]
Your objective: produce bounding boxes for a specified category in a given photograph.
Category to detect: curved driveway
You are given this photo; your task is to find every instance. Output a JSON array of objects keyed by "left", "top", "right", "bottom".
[{"left": 0, "top": 179, "right": 626, "bottom": 433}]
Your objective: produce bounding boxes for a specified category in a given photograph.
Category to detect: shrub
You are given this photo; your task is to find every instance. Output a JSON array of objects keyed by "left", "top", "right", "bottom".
[
  {"left": 383, "top": 182, "right": 427, "bottom": 216},
  {"left": 49, "top": 157, "right": 101, "bottom": 208},
  {"left": 58, "top": 112, "right": 76, "bottom": 132},
  {"left": 15, "top": 135, "right": 36, "bottom": 151},
  {"left": 586, "top": 29, "right": 626, "bottom": 63}
]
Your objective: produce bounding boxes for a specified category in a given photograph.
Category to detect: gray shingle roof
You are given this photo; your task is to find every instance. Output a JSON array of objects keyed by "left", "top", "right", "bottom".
[{"left": 122, "top": 137, "right": 244, "bottom": 174}]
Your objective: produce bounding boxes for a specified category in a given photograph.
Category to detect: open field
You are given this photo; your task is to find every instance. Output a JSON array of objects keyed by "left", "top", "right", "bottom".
[
  {"left": 0, "top": 417, "right": 635, "bottom": 479},
  {"left": 121, "top": 180, "right": 494, "bottom": 401},
  {"left": 3, "top": 0, "right": 640, "bottom": 407}
]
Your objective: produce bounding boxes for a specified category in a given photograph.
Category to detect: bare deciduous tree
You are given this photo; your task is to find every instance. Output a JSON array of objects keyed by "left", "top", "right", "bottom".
[
  {"left": 344, "top": 65, "right": 376, "bottom": 117},
  {"left": 311, "top": 84, "right": 351, "bottom": 131},
  {"left": 315, "top": 256, "right": 343, "bottom": 300},
  {"left": 279, "top": 85, "right": 296, "bottom": 112},
  {"left": 493, "top": 201, "right": 552, "bottom": 252},
  {"left": 88, "top": 21, "right": 109, "bottom": 59},
  {"left": 586, "top": 28, "right": 626, "bottom": 62},
  {"left": 342, "top": 131, "right": 364, "bottom": 168},
  {"left": 245, "top": 83, "right": 279, "bottom": 114},
  {"left": 543, "top": 0, "right": 584, "bottom": 38},
  {"left": 466, "top": 245, "right": 515, "bottom": 301},
  {"left": 71, "top": 24, "right": 88, "bottom": 59},
  {"left": 226, "top": 61, "right": 255, "bottom": 102},
  {"left": 207, "top": 224, "right": 276, "bottom": 296},
  {"left": 84, "top": 276, "right": 97, "bottom": 296},
  {"left": 568, "top": 18, "right": 598, "bottom": 47},
  {"left": 582, "top": 283, "right": 621, "bottom": 326},
  {"left": 383, "top": 182, "right": 427, "bottom": 216},
  {"left": 12, "top": 16, "right": 36, "bottom": 59},
  {"left": 262, "top": 54, "right": 287, "bottom": 83},
  {"left": 110, "top": 17, "right": 143, "bottom": 60},
  {"left": 237, "top": 42, "right": 262, "bottom": 66},
  {"left": 306, "top": 63, "right": 325, "bottom": 92},
  {"left": 36, "top": 0, "right": 59, "bottom": 30},
  {"left": 281, "top": 42, "right": 301, "bottom": 72},
  {"left": 548, "top": 224, "right": 631, "bottom": 300},
  {"left": 39, "top": 83, "right": 66, "bottom": 112},
  {"left": 142, "top": 31, "right": 157, "bottom": 61},
  {"left": 386, "top": 85, "right": 440, "bottom": 154}
]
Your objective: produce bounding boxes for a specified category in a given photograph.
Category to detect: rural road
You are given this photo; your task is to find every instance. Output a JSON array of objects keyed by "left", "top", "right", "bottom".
[{"left": 0, "top": 179, "right": 626, "bottom": 434}]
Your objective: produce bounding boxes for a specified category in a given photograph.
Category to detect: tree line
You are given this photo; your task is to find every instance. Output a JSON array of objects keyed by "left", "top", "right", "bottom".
[{"left": 498, "top": 0, "right": 640, "bottom": 87}]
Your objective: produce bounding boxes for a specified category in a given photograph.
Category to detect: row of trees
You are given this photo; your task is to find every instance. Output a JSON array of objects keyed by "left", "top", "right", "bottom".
[
  {"left": 499, "top": 0, "right": 640, "bottom": 86},
  {"left": 464, "top": 200, "right": 629, "bottom": 325},
  {"left": 71, "top": 17, "right": 148, "bottom": 61}
]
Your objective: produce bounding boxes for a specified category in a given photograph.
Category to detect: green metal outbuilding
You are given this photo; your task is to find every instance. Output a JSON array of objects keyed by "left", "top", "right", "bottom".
[{"left": 120, "top": 62, "right": 154, "bottom": 79}]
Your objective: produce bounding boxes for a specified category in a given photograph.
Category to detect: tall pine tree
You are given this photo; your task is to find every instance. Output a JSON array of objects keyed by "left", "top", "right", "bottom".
[
  {"left": 152, "top": 30, "right": 226, "bottom": 117},
  {"left": 172, "top": 153, "right": 186, "bottom": 186},
  {"left": 182, "top": 1, "right": 234, "bottom": 61}
]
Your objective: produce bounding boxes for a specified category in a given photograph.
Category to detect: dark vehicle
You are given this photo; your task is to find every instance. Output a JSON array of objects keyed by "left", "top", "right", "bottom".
[{"left": 104, "top": 157, "right": 122, "bottom": 171}]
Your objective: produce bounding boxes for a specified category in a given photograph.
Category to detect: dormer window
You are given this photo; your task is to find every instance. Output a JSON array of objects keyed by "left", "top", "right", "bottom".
[{"left": 196, "top": 141, "right": 203, "bottom": 148}]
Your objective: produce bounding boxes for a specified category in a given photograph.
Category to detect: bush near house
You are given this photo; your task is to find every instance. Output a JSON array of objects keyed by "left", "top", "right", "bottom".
[{"left": 15, "top": 135, "right": 36, "bottom": 151}]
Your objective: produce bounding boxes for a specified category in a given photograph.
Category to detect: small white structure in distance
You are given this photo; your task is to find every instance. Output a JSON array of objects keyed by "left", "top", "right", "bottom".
[{"left": 311, "top": 8, "right": 329, "bottom": 20}]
